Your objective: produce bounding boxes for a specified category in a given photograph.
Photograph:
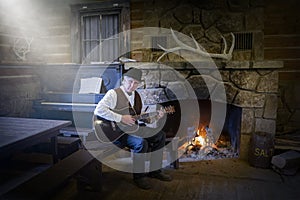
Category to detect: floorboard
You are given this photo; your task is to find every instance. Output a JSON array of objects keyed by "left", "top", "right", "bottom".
[{"left": 50, "top": 158, "right": 300, "bottom": 200}]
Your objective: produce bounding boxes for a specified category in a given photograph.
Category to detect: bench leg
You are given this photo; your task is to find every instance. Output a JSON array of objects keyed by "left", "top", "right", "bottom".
[
  {"left": 169, "top": 151, "right": 179, "bottom": 169},
  {"left": 166, "top": 137, "right": 180, "bottom": 169},
  {"left": 76, "top": 159, "right": 102, "bottom": 192}
]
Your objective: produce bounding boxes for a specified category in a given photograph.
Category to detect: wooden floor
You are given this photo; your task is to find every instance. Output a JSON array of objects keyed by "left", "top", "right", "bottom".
[{"left": 50, "top": 158, "right": 300, "bottom": 200}]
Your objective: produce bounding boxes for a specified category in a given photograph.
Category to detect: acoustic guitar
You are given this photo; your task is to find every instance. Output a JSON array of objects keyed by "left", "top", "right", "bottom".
[{"left": 93, "top": 105, "right": 175, "bottom": 143}]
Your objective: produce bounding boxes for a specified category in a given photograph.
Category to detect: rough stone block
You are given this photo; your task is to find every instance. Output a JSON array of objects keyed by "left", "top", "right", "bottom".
[
  {"left": 257, "top": 71, "right": 278, "bottom": 93},
  {"left": 263, "top": 94, "right": 278, "bottom": 119},
  {"left": 241, "top": 108, "right": 254, "bottom": 134},
  {"left": 255, "top": 118, "right": 276, "bottom": 135}
]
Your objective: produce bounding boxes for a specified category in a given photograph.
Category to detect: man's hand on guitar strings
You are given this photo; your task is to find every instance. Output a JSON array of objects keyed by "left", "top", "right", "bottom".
[{"left": 121, "top": 115, "right": 136, "bottom": 126}]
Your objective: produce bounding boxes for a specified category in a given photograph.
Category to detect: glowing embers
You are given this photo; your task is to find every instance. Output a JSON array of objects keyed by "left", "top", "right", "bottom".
[{"left": 179, "top": 126, "right": 238, "bottom": 162}]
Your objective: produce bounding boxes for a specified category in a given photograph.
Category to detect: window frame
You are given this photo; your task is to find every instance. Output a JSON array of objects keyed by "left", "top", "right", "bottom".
[{"left": 70, "top": 0, "right": 130, "bottom": 64}]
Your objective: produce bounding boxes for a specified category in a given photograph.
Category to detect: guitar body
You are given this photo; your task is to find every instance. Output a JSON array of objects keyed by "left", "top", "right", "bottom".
[
  {"left": 93, "top": 105, "right": 175, "bottom": 143},
  {"left": 93, "top": 106, "right": 141, "bottom": 143},
  {"left": 93, "top": 116, "right": 126, "bottom": 143}
]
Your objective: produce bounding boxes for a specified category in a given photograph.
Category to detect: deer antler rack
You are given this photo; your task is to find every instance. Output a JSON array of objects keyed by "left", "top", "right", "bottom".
[
  {"left": 13, "top": 36, "right": 34, "bottom": 61},
  {"left": 157, "top": 28, "right": 235, "bottom": 62}
]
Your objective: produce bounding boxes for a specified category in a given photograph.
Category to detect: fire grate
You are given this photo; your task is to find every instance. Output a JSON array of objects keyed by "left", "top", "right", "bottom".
[
  {"left": 179, "top": 126, "right": 238, "bottom": 162},
  {"left": 161, "top": 99, "right": 242, "bottom": 162}
]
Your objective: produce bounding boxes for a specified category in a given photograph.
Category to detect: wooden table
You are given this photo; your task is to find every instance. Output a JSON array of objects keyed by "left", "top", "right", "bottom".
[{"left": 0, "top": 117, "right": 71, "bottom": 163}]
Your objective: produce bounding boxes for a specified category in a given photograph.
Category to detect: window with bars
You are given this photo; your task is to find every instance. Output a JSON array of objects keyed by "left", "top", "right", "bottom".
[
  {"left": 81, "top": 13, "right": 119, "bottom": 63},
  {"left": 71, "top": 1, "right": 130, "bottom": 64}
]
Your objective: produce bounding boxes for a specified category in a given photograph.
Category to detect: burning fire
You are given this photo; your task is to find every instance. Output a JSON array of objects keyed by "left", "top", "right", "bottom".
[
  {"left": 192, "top": 126, "right": 218, "bottom": 149},
  {"left": 180, "top": 125, "right": 239, "bottom": 161}
]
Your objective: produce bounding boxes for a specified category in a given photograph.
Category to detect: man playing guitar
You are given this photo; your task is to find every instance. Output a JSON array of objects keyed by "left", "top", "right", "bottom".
[{"left": 94, "top": 67, "right": 172, "bottom": 190}]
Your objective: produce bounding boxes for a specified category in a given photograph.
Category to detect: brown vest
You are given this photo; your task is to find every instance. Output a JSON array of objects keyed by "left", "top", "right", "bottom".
[{"left": 113, "top": 88, "right": 143, "bottom": 116}]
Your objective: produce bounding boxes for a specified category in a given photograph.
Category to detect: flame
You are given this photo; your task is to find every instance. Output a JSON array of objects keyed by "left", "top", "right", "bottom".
[
  {"left": 195, "top": 135, "right": 205, "bottom": 146},
  {"left": 194, "top": 129, "right": 206, "bottom": 146}
]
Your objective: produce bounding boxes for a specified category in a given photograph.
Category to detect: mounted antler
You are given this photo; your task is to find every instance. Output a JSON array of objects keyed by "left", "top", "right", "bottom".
[
  {"left": 157, "top": 29, "right": 235, "bottom": 62},
  {"left": 13, "top": 36, "right": 34, "bottom": 61}
]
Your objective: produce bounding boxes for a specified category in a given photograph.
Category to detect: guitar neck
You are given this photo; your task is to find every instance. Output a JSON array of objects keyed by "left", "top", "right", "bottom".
[
  {"left": 130, "top": 105, "right": 175, "bottom": 121},
  {"left": 133, "top": 112, "right": 158, "bottom": 121}
]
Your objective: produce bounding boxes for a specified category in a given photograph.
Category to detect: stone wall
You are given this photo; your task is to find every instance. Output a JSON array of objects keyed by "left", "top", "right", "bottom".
[{"left": 130, "top": 0, "right": 264, "bottom": 62}]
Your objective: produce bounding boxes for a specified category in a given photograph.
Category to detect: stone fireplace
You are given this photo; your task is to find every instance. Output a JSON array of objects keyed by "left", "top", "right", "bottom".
[{"left": 125, "top": 60, "right": 283, "bottom": 160}]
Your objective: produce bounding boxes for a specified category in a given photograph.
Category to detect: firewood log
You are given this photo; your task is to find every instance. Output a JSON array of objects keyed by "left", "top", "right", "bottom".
[{"left": 271, "top": 150, "right": 300, "bottom": 175}]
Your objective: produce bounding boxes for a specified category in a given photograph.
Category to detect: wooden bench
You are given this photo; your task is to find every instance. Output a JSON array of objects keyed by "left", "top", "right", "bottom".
[
  {"left": 2, "top": 149, "right": 102, "bottom": 200},
  {"left": 85, "top": 133, "right": 180, "bottom": 169},
  {"left": 59, "top": 127, "right": 94, "bottom": 145},
  {"left": 28, "top": 135, "right": 81, "bottom": 160}
]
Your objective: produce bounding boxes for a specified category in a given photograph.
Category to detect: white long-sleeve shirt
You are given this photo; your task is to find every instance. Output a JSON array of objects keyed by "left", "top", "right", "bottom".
[{"left": 94, "top": 86, "right": 137, "bottom": 123}]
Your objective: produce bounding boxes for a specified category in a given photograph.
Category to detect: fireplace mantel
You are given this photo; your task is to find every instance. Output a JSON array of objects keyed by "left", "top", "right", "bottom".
[{"left": 126, "top": 60, "right": 283, "bottom": 70}]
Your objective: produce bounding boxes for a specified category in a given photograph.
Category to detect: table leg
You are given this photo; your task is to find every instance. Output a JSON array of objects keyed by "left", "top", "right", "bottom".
[{"left": 50, "top": 135, "right": 58, "bottom": 164}]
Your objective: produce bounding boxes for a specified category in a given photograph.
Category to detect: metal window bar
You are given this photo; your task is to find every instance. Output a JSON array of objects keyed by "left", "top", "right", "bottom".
[
  {"left": 81, "top": 14, "right": 101, "bottom": 62},
  {"left": 234, "top": 32, "right": 253, "bottom": 50},
  {"left": 101, "top": 14, "right": 119, "bottom": 62}
]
